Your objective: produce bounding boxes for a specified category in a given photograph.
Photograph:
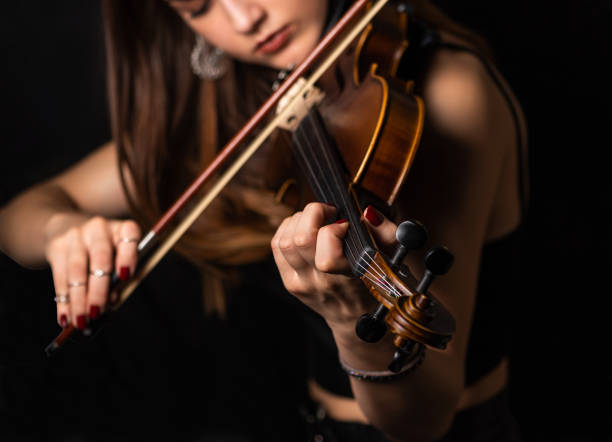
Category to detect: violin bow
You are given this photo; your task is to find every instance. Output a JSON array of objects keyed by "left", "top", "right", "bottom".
[{"left": 45, "top": 0, "right": 391, "bottom": 355}]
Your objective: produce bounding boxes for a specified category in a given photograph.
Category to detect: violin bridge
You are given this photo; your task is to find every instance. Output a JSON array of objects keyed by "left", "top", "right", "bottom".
[{"left": 276, "top": 77, "right": 326, "bottom": 131}]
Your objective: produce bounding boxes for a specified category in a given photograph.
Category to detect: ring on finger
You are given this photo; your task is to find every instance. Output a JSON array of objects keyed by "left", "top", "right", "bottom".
[
  {"left": 68, "top": 281, "right": 86, "bottom": 288},
  {"left": 119, "top": 237, "right": 138, "bottom": 244},
  {"left": 54, "top": 294, "right": 70, "bottom": 304},
  {"left": 89, "top": 268, "right": 111, "bottom": 278}
]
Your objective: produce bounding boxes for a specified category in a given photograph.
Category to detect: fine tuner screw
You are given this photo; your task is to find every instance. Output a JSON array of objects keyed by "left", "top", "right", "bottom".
[{"left": 355, "top": 219, "right": 428, "bottom": 343}]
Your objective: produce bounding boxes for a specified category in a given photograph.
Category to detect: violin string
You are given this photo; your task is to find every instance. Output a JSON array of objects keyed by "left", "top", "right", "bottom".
[
  {"left": 292, "top": 111, "right": 405, "bottom": 301},
  {"left": 362, "top": 250, "right": 403, "bottom": 298},
  {"left": 293, "top": 123, "right": 363, "bottom": 265},
  {"left": 293, "top": 114, "right": 402, "bottom": 299},
  {"left": 343, "top": 248, "right": 402, "bottom": 299},
  {"left": 303, "top": 112, "right": 367, "bottom": 257},
  {"left": 292, "top": 119, "right": 402, "bottom": 300},
  {"left": 362, "top": 249, "right": 397, "bottom": 291},
  {"left": 362, "top": 272, "right": 401, "bottom": 300},
  {"left": 292, "top": 123, "right": 367, "bottom": 268},
  {"left": 294, "top": 115, "right": 365, "bottom": 266},
  {"left": 287, "top": 135, "right": 399, "bottom": 298},
  {"left": 356, "top": 262, "right": 402, "bottom": 299},
  {"left": 296, "top": 118, "right": 404, "bottom": 296}
]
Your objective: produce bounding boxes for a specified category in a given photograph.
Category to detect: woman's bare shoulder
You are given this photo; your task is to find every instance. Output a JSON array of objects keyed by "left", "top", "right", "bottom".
[
  {"left": 420, "top": 40, "right": 516, "bottom": 157},
  {"left": 399, "top": 38, "right": 521, "bottom": 243}
]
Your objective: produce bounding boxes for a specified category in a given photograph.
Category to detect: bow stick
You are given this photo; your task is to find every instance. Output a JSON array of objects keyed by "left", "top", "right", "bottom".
[{"left": 45, "top": 0, "right": 391, "bottom": 356}]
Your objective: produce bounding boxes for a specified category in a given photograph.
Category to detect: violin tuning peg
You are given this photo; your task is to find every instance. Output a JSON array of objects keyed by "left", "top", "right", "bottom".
[
  {"left": 388, "top": 351, "right": 406, "bottom": 373},
  {"left": 356, "top": 304, "right": 388, "bottom": 343},
  {"left": 388, "top": 340, "right": 416, "bottom": 373},
  {"left": 424, "top": 246, "right": 454, "bottom": 276},
  {"left": 390, "top": 219, "right": 428, "bottom": 267},
  {"left": 396, "top": 219, "right": 428, "bottom": 250},
  {"left": 416, "top": 246, "right": 454, "bottom": 294}
]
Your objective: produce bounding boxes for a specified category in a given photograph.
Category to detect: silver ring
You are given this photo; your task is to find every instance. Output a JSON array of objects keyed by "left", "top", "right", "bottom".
[
  {"left": 119, "top": 237, "right": 138, "bottom": 244},
  {"left": 89, "top": 269, "right": 111, "bottom": 278},
  {"left": 68, "top": 281, "right": 86, "bottom": 288},
  {"left": 54, "top": 294, "right": 70, "bottom": 304}
]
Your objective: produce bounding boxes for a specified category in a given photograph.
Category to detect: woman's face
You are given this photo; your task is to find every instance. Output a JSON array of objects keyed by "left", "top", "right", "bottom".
[{"left": 166, "top": 0, "right": 329, "bottom": 70}]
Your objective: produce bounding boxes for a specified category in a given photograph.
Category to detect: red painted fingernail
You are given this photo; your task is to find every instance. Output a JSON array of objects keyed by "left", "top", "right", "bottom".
[
  {"left": 76, "top": 315, "right": 87, "bottom": 330},
  {"left": 364, "top": 206, "right": 383, "bottom": 226},
  {"left": 322, "top": 202, "right": 336, "bottom": 208},
  {"left": 59, "top": 315, "right": 68, "bottom": 328},
  {"left": 335, "top": 218, "right": 348, "bottom": 224},
  {"left": 119, "top": 266, "right": 130, "bottom": 281},
  {"left": 89, "top": 305, "right": 100, "bottom": 321}
]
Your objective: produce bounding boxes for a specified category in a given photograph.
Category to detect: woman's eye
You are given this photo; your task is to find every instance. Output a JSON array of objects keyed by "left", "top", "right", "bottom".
[
  {"left": 167, "top": 0, "right": 210, "bottom": 19},
  {"left": 189, "top": 0, "right": 210, "bottom": 19}
]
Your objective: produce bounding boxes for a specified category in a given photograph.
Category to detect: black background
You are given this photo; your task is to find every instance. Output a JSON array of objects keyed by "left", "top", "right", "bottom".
[{"left": 1, "top": 1, "right": 611, "bottom": 441}]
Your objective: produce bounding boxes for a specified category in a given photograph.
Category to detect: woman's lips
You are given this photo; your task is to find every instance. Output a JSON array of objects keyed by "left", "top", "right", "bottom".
[{"left": 256, "top": 25, "right": 292, "bottom": 55}]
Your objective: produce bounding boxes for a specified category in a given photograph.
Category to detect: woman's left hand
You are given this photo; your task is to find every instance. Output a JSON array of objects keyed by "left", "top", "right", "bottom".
[{"left": 271, "top": 202, "right": 396, "bottom": 330}]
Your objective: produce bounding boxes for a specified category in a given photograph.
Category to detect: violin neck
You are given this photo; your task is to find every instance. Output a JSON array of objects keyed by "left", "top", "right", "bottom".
[{"left": 291, "top": 108, "right": 377, "bottom": 276}]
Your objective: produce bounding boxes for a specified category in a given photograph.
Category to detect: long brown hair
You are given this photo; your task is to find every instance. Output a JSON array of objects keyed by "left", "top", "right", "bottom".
[
  {"left": 102, "top": 0, "right": 297, "bottom": 313},
  {"left": 102, "top": 0, "right": 294, "bottom": 254},
  {"left": 100, "top": 0, "right": 493, "bottom": 312}
]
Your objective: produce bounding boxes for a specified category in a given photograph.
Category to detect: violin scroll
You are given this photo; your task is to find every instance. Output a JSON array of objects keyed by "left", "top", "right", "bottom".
[
  {"left": 383, "top": 244, "right": 455, "bottom": 372},
  {"left": 355, "top": 217, "right": 455, "bottom": 371},
  {"left": 355, "top": 219, "right": 428, "bottom": 343}
]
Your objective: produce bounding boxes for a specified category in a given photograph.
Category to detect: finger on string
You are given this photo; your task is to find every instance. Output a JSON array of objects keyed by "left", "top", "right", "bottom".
[
  {"left": 293, "top": 202, "right": 338, "bottom": 267},
  {"left": 314, "top": 219, "right": 351, "bottom": 274}
]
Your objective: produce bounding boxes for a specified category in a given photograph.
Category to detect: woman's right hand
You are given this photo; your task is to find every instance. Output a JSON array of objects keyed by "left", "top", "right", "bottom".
[{"left": 44, "top": 216, "right": 141, "bottom": 329}]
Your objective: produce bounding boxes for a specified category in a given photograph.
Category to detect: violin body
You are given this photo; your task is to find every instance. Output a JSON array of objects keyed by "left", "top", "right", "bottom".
[
  {"left": 320, "top": 63, "right": 424, "bottom": 207},
  {"left": 284, "top": 1, "right": 456, "bottom": 366},
  {"left": 276, "top": 1, "right": 424, "bottom": 209}
]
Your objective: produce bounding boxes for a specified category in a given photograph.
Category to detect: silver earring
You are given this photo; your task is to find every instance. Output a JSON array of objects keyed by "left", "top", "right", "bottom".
[{"left": 190, "top": 34, "right": 228, "bottom": 80}]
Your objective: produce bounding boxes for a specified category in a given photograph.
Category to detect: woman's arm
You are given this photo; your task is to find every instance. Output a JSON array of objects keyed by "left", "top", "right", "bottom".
[
  {"left": 272, "top": 47, "right": 521, "bottom": 441},
  {"left": 0, "top": 142, "right": 130, "bottom": 267}
]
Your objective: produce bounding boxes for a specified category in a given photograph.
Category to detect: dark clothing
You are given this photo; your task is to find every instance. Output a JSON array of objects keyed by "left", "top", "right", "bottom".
[
  {"left": 465, "top": 230, "right": 522, "bottom": 385},
  {"left": 302, "top": 389, "right": 521, "bottom": 442},
  {"left": 0, "top": 254, "right": 310, "bottom": 442}
]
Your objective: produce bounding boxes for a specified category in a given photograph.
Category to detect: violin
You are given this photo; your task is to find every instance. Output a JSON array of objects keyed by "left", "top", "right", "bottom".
[{"left": 45, "top": 0, "right": 455, "bottom": 373}]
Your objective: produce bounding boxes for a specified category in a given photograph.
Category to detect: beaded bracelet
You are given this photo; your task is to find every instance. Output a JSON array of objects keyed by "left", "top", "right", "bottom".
[{"left": 339, "top": 344, "right": 426, "bottom": 382}]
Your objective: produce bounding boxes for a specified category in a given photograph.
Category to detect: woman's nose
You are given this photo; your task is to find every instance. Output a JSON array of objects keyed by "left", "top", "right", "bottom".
[{"left": 220, "top": 0, "right": 266, "bottom": 34}]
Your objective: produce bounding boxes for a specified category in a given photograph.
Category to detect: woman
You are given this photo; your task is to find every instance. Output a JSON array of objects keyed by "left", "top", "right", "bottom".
[{"left": 0, "top": 0, "right": 526, "bottom": 440}]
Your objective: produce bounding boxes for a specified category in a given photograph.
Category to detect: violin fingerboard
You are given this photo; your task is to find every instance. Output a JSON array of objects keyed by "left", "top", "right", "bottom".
[{"left": 291, "top": 108, "right": 377, "bottom": 276}]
